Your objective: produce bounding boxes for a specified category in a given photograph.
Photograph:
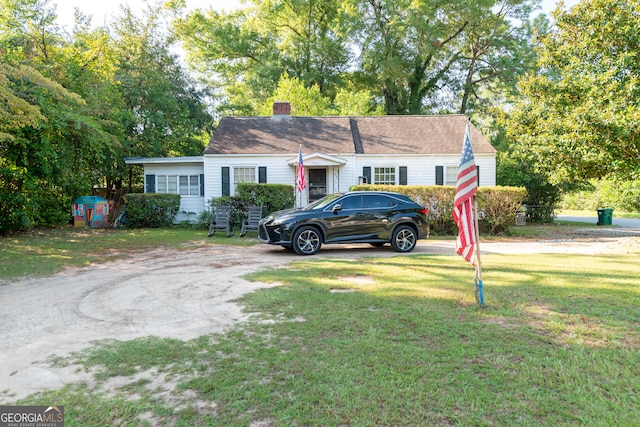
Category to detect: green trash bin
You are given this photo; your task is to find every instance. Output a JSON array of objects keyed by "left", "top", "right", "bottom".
[{"left": 596, "top": 208, "right": 613, "bottom": 226}]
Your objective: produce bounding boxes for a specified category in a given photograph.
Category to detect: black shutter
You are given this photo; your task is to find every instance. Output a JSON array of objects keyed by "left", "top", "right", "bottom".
[
  {"left": 363, "top": 166, "right": 371, "bottom": 184},
  {"left": 145, "top": 174, "right": 156, "bottom": 193},
  {"left": 200, "top": 173, "right": 205, "bottom": 196},
  {"left": 222, "top": 167, "right": 230, "bottom": 196},
  {"left": 259, "top": 167, "right": 267, "bottom": 183},
  {"left": 435, "top": 166, "right": 444, "bottom": 185},
  {"left": 399, "top": 166, "right": 407, "bottom": 185},
  {"left": 476, "top": 165, "right": 480, "bottom": 186}
]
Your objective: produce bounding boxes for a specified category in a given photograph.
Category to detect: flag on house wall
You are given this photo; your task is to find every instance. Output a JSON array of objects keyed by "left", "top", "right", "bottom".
[
  {"left": 453, "top": 121, "right": 478, "bottom": 264},
  {"left": 296, "top": 146, "right": 306, "bottom": 192}
]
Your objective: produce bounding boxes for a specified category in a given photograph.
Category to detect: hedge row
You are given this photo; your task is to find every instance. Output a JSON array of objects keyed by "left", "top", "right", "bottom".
[
  {"left": 350, "top": 185, "right": 528, "bottom": 234},
  {"left": 123, "top": 193, "right": 181, "bottom": 228},
  {"left": 126, "top": 183, "right": 527, "bottom": 234}
]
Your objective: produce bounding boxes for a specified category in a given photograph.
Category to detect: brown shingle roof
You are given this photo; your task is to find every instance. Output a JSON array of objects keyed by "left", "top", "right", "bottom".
[{"left": 204, "top": 114, "right": 496, "bottom": 155}]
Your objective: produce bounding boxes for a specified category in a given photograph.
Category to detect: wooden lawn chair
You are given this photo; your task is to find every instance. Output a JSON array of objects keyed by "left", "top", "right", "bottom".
[
  {"left": 208, "top": 206, "right": 234, "bottom": 237},
  {"left": 240, "top": 206, "right": 263, "bottom": 237}
]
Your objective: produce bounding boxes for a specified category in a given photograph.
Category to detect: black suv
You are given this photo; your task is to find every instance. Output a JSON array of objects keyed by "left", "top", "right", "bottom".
[{"left": 258, "top": 191, "right": 429, "bottom": 255}]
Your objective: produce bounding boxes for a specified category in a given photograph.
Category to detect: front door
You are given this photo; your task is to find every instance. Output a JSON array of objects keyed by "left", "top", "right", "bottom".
[{"left": 308, "top": 168, "right": 327, "bottom": 202}]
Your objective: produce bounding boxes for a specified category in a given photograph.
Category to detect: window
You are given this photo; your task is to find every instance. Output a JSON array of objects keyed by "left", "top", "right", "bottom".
[
  {"left": 179, "top": 176, "right": 189, "bottom": 195},
  {"left": 364, "top": 194, "right": 395, "bottom": 208},
  {"left": 446, "top": 165, "right": 458, "bottom": 186},
  {"left": 190, "top": 175, "right": 199, "bottom": 195},
  {"left": 374, "top": 167, "right": 396, "bottom": 185},
  {"left": 168, "top": 176, "right": 177, "bottom": 194},
  {"left": 339, "top": 195, "right": 362, "bottom": 210},
  {"left": 157, "top": 175, "right": 167, "bottom": 193},
  {"left": 155, "top": 175, "right": 200, "bottom": 196},
  {"left": 233, "top": 167, "right": 256, "bottom": 192}
]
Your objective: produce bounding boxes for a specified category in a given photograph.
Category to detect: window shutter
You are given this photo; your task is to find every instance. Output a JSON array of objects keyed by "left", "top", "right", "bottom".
[
  {"left": 145, "top": 174, "right": 156, "bottom": 193},
  {"left": 222, "top": 167, "right": 230, "bottom": 196},
  {"left": 476, "top": 166, "right": 480, "bottom": 186},
  {"left": 259, "top": 167, "right": 267, "bottom": 183},
  {"left": 435, "top": 166, "right": 444, "bottom": 185},
  {"left": 363, "top": 166, "right": 371, "bottom": 184},
  {"left": 200, "top": 174, "right": 205, "bottom": 196},
  {"left": 399, "top": 166, "right": 407, "bottom": 185}
]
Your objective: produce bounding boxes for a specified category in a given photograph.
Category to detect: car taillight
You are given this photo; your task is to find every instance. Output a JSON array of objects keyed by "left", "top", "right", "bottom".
[{"left": 419, "top": 208, "right": 428, "bottom": 216}]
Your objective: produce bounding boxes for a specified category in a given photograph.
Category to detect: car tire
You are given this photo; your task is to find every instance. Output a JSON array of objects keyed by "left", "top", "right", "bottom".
[
  {"left": 391, "top": 225, "right": 417, "bottom": 252},
  {"left": 292, "top": 226, "right": 322, "bottom": 255}
]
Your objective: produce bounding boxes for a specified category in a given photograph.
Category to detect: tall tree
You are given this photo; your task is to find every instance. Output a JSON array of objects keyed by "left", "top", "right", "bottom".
[
  {"left": 174, "top": 0, "right": 540, "bottom": 116},
  {"left": 0, "top": 0, "right": 119, "bottom": 229},
  {"left": 507, "top": 0, "right": 640, "bottom": 185},
  {"left": 173, "top": 0, "right": 348, "bottom": 115},
  {"left": 112, "top": 4, "right": 212, "bottom": 161},
  {"left": 344, "top": 0, "right": 470, "bottom": 114},
  {"left": 453, "top": 0, "right": 542, "bottom": 115}
]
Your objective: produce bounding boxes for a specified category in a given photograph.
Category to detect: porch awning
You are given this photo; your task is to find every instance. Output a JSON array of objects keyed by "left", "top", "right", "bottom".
[{"left": 287, "top": 152, "right": 347, "bottom": 167}]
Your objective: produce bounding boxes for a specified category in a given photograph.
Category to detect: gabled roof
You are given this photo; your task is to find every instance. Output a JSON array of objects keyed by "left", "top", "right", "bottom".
[{"left": 204, "top": 114, "right": 496, "bottom": 156}]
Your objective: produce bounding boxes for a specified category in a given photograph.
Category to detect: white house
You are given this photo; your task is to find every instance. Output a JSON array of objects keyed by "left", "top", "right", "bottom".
[{"left": 125, "top": 102, "right": 496, "bottom": 222}]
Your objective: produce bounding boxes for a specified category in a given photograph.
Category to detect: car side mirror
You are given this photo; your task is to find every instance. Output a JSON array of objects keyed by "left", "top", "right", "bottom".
[{"left": 332, "top": 204, "right": 342, "bottom": 214}]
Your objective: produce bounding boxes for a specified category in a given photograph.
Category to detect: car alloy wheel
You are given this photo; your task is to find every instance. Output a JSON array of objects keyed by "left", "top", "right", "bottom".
[
  {"left": 293, "top": 226, "right": 322, "bottom": 255},
  {"left": 391, "top": 225, "right": 417, "bottom": 252}
]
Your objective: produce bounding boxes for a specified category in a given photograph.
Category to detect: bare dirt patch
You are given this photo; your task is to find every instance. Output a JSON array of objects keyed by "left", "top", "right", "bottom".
[{"left": 1, "top": 228, "right": 639, "bottom": 403}]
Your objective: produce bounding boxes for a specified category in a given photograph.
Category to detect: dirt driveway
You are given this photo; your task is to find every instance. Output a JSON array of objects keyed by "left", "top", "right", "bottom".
[{"left": 1, "top": 227, "right": 639, "bottom": 403}]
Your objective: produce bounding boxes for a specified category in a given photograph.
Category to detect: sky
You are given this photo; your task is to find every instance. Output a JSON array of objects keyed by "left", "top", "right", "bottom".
[
  {"left": 53, "top": 0, "right": 579, "bottom": 30},
  {"left": 54, "top": 0, "right": 243, "bottom": 30}
]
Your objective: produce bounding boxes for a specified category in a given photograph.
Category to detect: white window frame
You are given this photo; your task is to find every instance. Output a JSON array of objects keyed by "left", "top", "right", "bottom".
[
  {"left": 445, "top": 165, "right": 458, "bottom": 186},
  {"left": 156, "top": 174, "right": 201, "bottom": 196},
  {"left": 233, "top": 166, "right": 256, "bottom": 192},
  {"left": 373, "top": 166, "right": 396, "bottom": 185}
]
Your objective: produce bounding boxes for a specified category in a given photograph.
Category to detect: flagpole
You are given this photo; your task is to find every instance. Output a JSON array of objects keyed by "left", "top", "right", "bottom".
[{"left": 473, "top": 195, "right": 485, "bottom": 306}]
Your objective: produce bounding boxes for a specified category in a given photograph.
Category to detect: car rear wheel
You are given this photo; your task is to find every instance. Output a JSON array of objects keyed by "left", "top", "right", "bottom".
[
  {"left": 292, "top": 226, "right": 322, "bottom": 255},
  {"left": 391, "top": 225, "right": 417, "bottom": 252}
]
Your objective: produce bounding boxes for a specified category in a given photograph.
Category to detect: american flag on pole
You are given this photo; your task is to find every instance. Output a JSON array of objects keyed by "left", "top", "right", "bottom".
[
  {"left": 453, "top": 121, "right": 478, "bottom": 264},
  {"left": 296, "top": 146, "right": 306, "bottom": 192}
]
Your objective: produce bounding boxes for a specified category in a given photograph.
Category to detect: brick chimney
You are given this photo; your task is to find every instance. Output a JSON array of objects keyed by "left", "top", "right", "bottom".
[{"left": 272, "top": 101, "right": 291, "bottom": 118}]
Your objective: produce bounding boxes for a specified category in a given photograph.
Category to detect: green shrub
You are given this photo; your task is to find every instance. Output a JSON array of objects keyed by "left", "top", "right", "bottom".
[
  {"left": 350, "top": 184, "right": 527, "bottom": 235},
  {"left": 123, "top": 193, "right": 180, "bottom": 228},
  {"left": 0, "top": 158, "right": 77, "bottom": 234},
  {"left": 476, "top": 186, "right": 528, "bottom": 234},
  {"left": 235, "top": 182, "right": 295, "bottom": 217},
  {"left": 206, "top": 183, "right": 296, "bottom": 230},
  {"left": 0, "top": 161, "right": 31, "bottom": 235},
  {"left": 559, "top": 178, "right": 640, "bottom": 213}
]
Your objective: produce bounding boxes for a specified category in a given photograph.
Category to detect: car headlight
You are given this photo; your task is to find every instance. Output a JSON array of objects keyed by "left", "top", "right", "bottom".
[{"left": 270, "top": 216, "right": 294, "bottom": 226}]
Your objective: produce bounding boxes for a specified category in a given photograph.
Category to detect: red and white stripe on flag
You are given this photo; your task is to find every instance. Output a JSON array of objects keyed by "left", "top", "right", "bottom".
[
  {"left": 453, "top": 122, "right": 478, "bottom": 264},
  {"left": 296, "top": 146, "right": 306, "bottom": 192}
]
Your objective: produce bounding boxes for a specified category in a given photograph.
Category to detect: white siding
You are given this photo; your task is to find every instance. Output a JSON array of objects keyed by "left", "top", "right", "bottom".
[
  {"left": 352, "top": 154, "right": 496, "bottom": 187},
  {"left": 204, "top": 153, "right": 496, "bottom": 206},
  {"left": 142, "top": 162, "right": 205, "bottom": 222}
]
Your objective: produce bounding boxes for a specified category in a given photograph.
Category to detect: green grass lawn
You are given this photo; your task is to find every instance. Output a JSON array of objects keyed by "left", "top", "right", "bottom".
[{"left": 5, "top": 229, "right": 638, "bottom": 426}]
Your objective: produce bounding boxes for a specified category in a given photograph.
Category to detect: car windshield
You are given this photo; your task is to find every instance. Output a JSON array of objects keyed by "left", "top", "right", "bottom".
[{"left": 302, "top": 193, "right": 344, "bottom": 210}]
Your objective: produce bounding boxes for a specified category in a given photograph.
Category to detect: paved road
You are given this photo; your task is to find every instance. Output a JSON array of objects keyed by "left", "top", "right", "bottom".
[{"left": 556, "top": 214, "right": 640, "bottom": 229}]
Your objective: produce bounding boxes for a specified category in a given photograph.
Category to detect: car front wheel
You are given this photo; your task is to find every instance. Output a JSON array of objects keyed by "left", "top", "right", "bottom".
[
  {"left": 391, "top": 225, "right": 417, "bottom": 252},
  {"left": 292, "top": 226, "right": 322, "bottom": 255}
]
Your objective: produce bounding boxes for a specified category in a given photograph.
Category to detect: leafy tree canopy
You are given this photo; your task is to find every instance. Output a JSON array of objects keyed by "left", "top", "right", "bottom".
[
  {"left": 506, "top": 0, "right": 640, "bottom": 185},
  {"left": 173, "top": 0, "right": 541, "bottom": 118}
]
